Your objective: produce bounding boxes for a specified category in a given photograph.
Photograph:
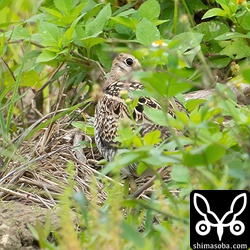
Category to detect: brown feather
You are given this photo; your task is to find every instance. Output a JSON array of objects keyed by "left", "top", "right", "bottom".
[{"left": 94, "top": 53, "right": 186, "bottom": 178}]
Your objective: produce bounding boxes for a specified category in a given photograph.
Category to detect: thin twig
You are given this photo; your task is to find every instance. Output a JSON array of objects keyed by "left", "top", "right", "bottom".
[
  {"left": 34, "top": 62, "right": 65, "bottom": 99},
  {"left": 7, "top": 39, "right": 45, "bottom": 48},
  {"left": 131, "top": 167, "right": 171, "bottom": 199},
  {"left": 0, "top": 186, "right": 49, "bottom": 204}
]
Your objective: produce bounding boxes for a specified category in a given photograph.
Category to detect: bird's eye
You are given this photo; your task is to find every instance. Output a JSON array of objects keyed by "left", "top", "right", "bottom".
[{"left": 125, "top": 58, "right": 133, "bottom": 66}]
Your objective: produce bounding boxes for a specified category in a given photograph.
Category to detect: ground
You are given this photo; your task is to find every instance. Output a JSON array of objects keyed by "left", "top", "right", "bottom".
[{"left": 0, "top": 202, "right": 60, "bottom": 250}]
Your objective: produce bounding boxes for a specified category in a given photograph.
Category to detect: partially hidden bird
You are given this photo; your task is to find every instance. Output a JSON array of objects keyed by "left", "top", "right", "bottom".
[{"left": 94, "top": 53, "right": 185, "bottom": 192}]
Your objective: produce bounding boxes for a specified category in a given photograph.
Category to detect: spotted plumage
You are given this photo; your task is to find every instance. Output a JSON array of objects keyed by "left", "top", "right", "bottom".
[{"left": 94, "top": 53, "right": 185, "bottom": 180}]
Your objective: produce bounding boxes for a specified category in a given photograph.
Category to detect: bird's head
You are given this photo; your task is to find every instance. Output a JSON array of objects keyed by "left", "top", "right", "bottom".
[{"left": 109, "top": 53, "right": 141, "bottom": 80}]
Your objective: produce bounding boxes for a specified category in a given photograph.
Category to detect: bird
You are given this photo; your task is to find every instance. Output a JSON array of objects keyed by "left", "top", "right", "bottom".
[{"left": 94, "top": 53, "right": 185, "bottom": 192}]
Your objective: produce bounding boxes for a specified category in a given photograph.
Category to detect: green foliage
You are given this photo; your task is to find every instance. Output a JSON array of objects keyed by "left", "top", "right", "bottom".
[{"left": 1, "top": 0, "right": 250, "bottom": 249}]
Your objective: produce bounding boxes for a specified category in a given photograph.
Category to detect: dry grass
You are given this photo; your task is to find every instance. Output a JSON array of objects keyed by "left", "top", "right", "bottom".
[
  {"left": 0, "top": 108, "right": 107, "bottom": 207},
  {"left": 0, "top": 107, "right": 170, "bottom": 208}
]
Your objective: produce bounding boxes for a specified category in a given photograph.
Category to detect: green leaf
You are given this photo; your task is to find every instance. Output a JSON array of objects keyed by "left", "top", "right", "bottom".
[
  {"left": 116, "top": 122, "right": 135, "bottom": 146},
  {"left": 183, "top": 45, "right": 202, "bottom": 66},
  {"left": 144, "top": 130, "right": 161, "bottom": 146},
  {"left": 169, "top": 82, "right": 193, "bottom": 97},
  {"left": 38, "top": 21, "right": 60, "bottom": 47},
  {"left": 194, "top": 21, "right": 230, "bottom": 42},
  {"left": 209, "top": 56, "right": 231, "bottom": 68},
  {"left": 183, "top": 144, "right": 226, "bottom": 167},
  {"left": 115, "top": 151, "right": 146, "bottom": 168},
  {"left": 143, "top": 106, "right": 167, "bottom": 126},
  {"left": 242, "top": 68, "right": 250, "bottom": 83},
  {"left": 215, "top": 32, "right": 250, "bottom": 40},
  {"left": 138, "top": 0, "right": 160, "bottom": 21},
  {"left": 167, "top": 49, "right": 179, "bottom": 68},
  {"left": 40, "top": 7, "right": 63, "bottom": 18},
  {"left": 11, "top": 26, "right": 31, "bottom": 40},
  {"left": 54, "top": 0, "right": 78, "bottom": 14},
  {"left": 237, "top": 12, "right": 250, "bottom": 31},
  {"left": 72, "top": 121, "right": 94, "bottom": 135},
  {"left": 27, "top": 224, "right": 39, "bottom": 241},
  {"left": 218, "top": 0, "right": 238, "bottom": 13},
  {"left": 0, "top": 0, "right": 9, "bottom": 10},
  {"left": 153, "top": 19, "right": 169, "bottom": 26},
  {"left": 169, "top": 32, "right": 204, "bottom": 53},
  {"left": 202, "top": 8, "right": 227, "bottom": 19},
  {"left": 81, "top": 37, "right": 105, "bottom": 49},
  {"left": 121, "top": 220, "right": 145, "bottom": 247},
  {"left": 215, "top": 0, "right": 230, "bottom": 12},
  {"left": 183, "top": 148, "right": 206, "bottom": 167},
  {"left": 75, "top": 25, "right": 88, "bottom": 40},
  {"left": 36, "top": 50, "right": 57, "bottom": 63},
  {"left": 137, "top": 161, "right": 148, "bottom": 175},
  {"left": 96, "top": 44, "right": 113, "bottom": 69},
  {"left": 141, "top": 71, "right": 192, "bottom": 98},
  {"left": 116, "top": 8, "right": 137, "bottom": 17},
  {"left": 86, "top": 4, "right": 111, "bottom": 36},
  {"left": 143, "top": 151, "right": 168, "bottom": 166},
  {"left": 83, "top": 2, "right": 103, "bottom": 22},
  {"left": 205, "top": 143, "right": 226, "bottom": 163},
  {"left": 142, "top": 72, "right": 170, "bottom": 96},
  {"left": 115, "top": 23, "right": 132, "bottom": 35},
  {"left": 171, "top": 165, "right": 190, "bottom": 183},
  {"left": 219, "top": 38, "right": 250, "bottom": 59},
  {"left": 64, "top": 13, "right": 86, "bottom": 44},
  {"left": 21, "top": 70, "right": 40, "bottom": 87},
  {"left": 136, "top": 18, "right": 160, "bottom": 46},
  {"left": 185, "top": 99, "right": 206, "bottom": 112},
  {"left": 25, "top": 13, "right": 46, "bottom": 23},
  {"left": 0, "top": 33, "right": 6, "bottom": 57},
  {"left": 111, "top": 16, "right": 138, "bottom": 31}
]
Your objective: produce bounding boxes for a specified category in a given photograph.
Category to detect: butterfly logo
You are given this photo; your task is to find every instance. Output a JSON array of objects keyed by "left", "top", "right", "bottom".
[{"left": 193, "top": 193, "right": 247, "bottom": 241}]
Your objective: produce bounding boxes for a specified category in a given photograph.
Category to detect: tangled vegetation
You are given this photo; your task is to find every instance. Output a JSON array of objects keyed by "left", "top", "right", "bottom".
[{"left": 0, "top": 0, "right": 250, "bottom": 249}]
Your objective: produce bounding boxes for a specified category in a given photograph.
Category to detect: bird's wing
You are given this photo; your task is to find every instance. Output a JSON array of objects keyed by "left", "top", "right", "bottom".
[{"left": 96, "top": 80, "right": 184, "bottom": 147}]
